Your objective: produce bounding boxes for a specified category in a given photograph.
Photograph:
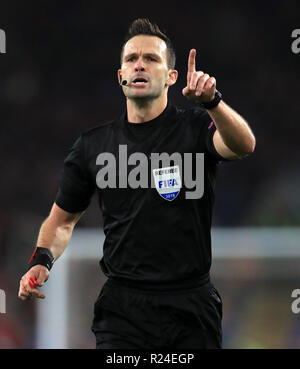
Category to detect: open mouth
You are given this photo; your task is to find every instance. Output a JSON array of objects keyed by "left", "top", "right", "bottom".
[{"left": 132, "top": 77, "right": 148, "bottom": 85}]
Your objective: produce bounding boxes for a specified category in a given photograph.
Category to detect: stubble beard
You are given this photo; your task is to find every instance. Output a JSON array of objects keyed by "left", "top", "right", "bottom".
[{"left": 125, "top": 82, "right": 167, "bottom": 108}]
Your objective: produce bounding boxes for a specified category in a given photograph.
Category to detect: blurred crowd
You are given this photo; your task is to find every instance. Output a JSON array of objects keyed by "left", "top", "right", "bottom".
[{"left": 0, "top": 1, "right": 299, "bottom": 347}]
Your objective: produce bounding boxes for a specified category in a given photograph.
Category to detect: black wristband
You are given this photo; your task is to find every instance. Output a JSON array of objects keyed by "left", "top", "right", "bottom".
[
  {"left": 28, "top": 247, "right": 55, "bottom": 271},
  {"left": 202, "top": 89, "right": 222, "bottom": 110}
]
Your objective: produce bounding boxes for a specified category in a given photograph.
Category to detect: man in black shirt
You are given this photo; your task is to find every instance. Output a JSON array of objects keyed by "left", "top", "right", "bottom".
[{"left": 18, "top": 19, "right": 255, "bottom": 349}]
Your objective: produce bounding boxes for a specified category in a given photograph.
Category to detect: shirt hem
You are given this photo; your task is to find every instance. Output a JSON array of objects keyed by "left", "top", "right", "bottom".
[{"left": 105, "top": 272, "right": 210, "bottom": 293}]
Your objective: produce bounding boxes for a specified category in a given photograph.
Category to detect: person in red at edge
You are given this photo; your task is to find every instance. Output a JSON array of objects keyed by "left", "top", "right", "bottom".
[{"left": 18, "top": 19, "right": 255, "bottom": 349}]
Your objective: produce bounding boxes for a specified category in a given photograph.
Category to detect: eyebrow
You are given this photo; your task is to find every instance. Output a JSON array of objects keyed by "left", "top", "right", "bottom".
[{"left": 124, "top": 52, "right": 162, "bottom": 61}]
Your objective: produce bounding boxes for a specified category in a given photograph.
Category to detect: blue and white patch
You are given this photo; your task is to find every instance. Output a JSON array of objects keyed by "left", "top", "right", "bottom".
[{"left": 153, "top": 165, "right": 181, "bottom": 201}]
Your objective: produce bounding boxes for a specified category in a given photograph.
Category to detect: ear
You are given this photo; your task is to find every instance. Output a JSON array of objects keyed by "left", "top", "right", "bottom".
[
  {"left": 166, "top": 69, "right": 178, "bottom": 87},
  {"left": 117, "top": 69, "right": 122, "bottom": 84}
]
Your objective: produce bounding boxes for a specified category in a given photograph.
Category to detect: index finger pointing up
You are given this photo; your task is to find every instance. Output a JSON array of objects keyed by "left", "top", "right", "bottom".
[{"left": 187, "top": 49, "right": 196, "bottom": 83}]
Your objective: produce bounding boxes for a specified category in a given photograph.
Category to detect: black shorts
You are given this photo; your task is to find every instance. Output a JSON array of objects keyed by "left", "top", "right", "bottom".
[{"left": 91, "top": 278, "right": 222, "bottom": 349}]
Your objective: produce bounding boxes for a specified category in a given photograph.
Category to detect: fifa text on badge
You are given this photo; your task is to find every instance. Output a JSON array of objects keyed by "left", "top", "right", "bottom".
[
  {"left": 0, "top": 29, "right": 6, "bottom": 54},
  {"left": 291, "top": 29, "right": 300, "bottom": 54},
  {"left": 0, "top": 289, "right": 6, "bottom": 314}
]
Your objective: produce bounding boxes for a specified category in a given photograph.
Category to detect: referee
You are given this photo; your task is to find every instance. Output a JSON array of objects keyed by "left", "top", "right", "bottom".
[{"left": 18, "top": 18, "right": 255, "bottom": 349}]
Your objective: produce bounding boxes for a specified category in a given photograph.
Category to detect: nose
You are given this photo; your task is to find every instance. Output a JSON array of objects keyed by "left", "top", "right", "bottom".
[{"left": 134, "top": 57, "right": 145, "bottom": 72}]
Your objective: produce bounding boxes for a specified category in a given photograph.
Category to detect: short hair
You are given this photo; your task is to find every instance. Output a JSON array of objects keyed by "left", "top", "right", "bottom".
[{"left": 120, "top": 18, "right": 176, "bottom": 69}]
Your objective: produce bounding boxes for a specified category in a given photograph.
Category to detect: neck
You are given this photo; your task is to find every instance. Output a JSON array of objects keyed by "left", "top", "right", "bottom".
[{"left": 126, "top": 94, "right": 168, "bottom": 123}]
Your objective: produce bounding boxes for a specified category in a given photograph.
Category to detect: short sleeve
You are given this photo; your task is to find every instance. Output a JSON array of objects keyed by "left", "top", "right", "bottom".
[
  {"left": 205, "top": 121, "right": 229, "bottom": 163},
  {"left": 55, "top": 135, "right": 95, "bottom": 213},
  {"left": 193, "top": 107, "right": 228, "bottom": 163}
]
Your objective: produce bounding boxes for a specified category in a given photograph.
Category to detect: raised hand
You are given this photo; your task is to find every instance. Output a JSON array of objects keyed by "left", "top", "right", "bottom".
[{"left": 182, "top": 49, "right": 216, "bottom": 103}]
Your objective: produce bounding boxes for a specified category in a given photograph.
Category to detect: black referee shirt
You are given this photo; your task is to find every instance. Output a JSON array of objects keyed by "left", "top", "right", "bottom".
[{"left": 55, "top": 103, "right": 227, "bottom": 290}]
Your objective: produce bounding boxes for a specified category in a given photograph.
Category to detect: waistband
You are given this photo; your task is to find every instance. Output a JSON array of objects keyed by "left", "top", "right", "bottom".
[{"left": 106, "top": 272, "right": 210, "bottom": 293}]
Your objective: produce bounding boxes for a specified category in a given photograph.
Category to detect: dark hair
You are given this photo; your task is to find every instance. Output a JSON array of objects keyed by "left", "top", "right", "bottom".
[{"left": 120, "top": 18, "right": 176, "bottom": 69}]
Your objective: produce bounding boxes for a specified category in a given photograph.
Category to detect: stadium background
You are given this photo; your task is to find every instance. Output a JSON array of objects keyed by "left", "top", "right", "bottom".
[{"left": 0, "top": 0, "right": 300, "bottom": 348}]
